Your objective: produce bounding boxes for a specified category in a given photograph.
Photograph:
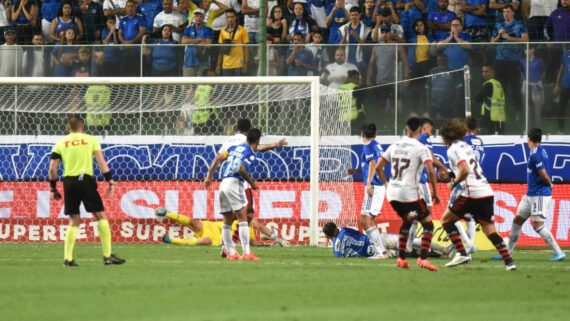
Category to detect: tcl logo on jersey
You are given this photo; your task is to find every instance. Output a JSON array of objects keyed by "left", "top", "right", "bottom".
[{"left": 64, "top": 139, "right": 88, "bottom": 147}]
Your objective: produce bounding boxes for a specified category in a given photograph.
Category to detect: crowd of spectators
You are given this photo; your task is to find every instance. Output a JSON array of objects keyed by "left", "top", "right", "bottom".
[{"left": 0, "top": 0, "right": 568, "bottom": 131}]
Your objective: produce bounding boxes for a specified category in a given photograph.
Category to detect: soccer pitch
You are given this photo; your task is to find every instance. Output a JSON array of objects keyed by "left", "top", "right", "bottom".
[{"left": 1, "top": 244, "right": 568, "bottom": 321}]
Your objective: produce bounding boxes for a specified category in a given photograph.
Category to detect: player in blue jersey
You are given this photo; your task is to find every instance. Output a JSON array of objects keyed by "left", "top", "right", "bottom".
[
  {"left": 322, "top": 222, "right": 453, "bottom": 258},
  {"left": 492, "top": 128, "right": 566, "bottom": 262},
  {"left": 216, "top": 128, "right": 262, "bottom": 261},
  {"left": 346, "top": 123, "right": 388, "bottom": 259}
]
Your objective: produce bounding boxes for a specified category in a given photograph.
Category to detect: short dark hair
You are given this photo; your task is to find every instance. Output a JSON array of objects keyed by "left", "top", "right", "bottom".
[
  {"left": 406, "top": 117, "right": 421, "bottom": 132},
  {"left": 347, "top": 69, "right": 360, "bottom": 80},
  {"left": 503, "top": 4, "right": 515, "bottom": 12},
  {"left": 439, "top": 119, "right": 467, "bottom": 146},
  {"left": 322, "top": 222, "right": 338, "bottom": 238},
  {"left": 226, "top": 8, "right": 237, "bottom": 16},
  {"left": 465, "top": 117, "right": 478, "bottom": 131},
  {"left": 361, "top": 123, "right": 377, "bottom": 138},
  {"left": 528, "top": 128, "right": 542, "bottom": 143},
  {"left": 451, "top": 17, "right": 462, "bottom": 26},
  {"left": 247, "top": 128, "right": 262, "bottom": 144},
  {"left": 349, "top": 6, "right": 360, "bottom": 13},
  {"left": 67, "top": 115, "right": 84, "bottom": 131},
  {"left": 236, "top": 118, "right": 252, "bottom": 133},
  {"left": 420, "top": 117, "right": 434, "bottom": 128},
  {"left": 293, "top": 32, "right": 304, "bottom": 39}
]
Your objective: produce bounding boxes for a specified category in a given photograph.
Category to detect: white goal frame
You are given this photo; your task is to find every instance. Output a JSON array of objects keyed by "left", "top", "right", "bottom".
[{"left": 0, "top": 76, "right": 323, "bottom": 246}]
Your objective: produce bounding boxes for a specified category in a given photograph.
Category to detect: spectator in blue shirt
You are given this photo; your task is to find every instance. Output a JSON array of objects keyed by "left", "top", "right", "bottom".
[
  {"left": 286, "top": 32, "right": 314, "bottom": 76},
  {"left": 100, "top": 15, "right": 120, "bottom": 76},
  {"left": 361, "top": 0, "right": 375, "bottom": 28},
  {"left": 41, "top": 0, "right": 62, "bottom": 44},
  {"left": 554, "top": 49, "right": 570, "bottom": 133},
  {"left": 520, "top": 48, "right": 545, "bottom": 129},
  {"left": 438, "top": 17, "right": 471, "bottom": 70},
  {"left": 488, "top": 0, "right": 519, "bottom": 23},
  {"left": 74, "top": 0, "right": 106, "bottom": 43},
  {"left": 181, "top": 8, "right": 213, "bottom": 76},
  {"left": 288, "top": 1, "right": 312, "bottom": 43},
  {"left": 118, "top": 0, "right": 147, "bottom": 76},
  {"left": 427, "top": 0, "right": 457, "bottom": 41},
  {"left": 12, "top": 0, "right": 37, "bottom": 44},
  {"left": 459, "top": 0, "right": 489, "bottom": 42},
  {"left": 50, "top": 2, "right": 85, "bottom": 43},
  {"left": 325, "top": 0, "right": 349, "bottom": 44},
  {"left": 546, "top": 0, "right": 570, "bottom": 42},
  {"left": 425, "top": 54, "right": 463, "bottom": 119},
  {"left": 400, "top": 0, "right": 424, "bottom": 40},
  {"left": 137, "top": 0, "right": 163, "bottom": 35},
  {"left": 142, "top": 25, "right": 180, "bottom": 76},
  {"left": 491, "top": 4, "right": 528, "bottom": 121},
  {"left": 339, "top": 6, "right": 370, "bottom": 75}
]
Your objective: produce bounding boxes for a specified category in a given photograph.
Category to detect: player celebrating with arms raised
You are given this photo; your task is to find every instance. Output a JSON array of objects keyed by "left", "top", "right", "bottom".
[
  {"left": 375, "top": 117, "right": 441, "bottom": 271},
  {"left": 492, "top": 128, "right": 566, "bottom": 262},
  {"left": 49, "top": 115, "right": 125, "bottom": 266},
  {"left": 439, "top": 119, "right": 515, "bottom": 270},
  {"left": 216, "top": 128, "right": 262, "bottom": 261},
  {"left": 346, "top": 123, "right": 388, "bottom": 259}
]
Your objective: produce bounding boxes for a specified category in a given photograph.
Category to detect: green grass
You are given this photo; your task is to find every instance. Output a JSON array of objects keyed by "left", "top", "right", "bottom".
[{"left": 0, "top": 244, "right": 568, "bottom": 321}]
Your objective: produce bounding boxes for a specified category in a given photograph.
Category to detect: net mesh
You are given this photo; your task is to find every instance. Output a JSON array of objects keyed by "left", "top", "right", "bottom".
[{"left": 0, "top": 78, "right": 356, "bottom": 246}]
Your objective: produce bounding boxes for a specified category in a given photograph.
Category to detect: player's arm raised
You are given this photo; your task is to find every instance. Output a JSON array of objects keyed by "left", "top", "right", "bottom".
[
  {"left": 425, "top": 160, "right": 440, "bottom": 204},
  {"left": 238, "top": 164, "right": 258, "bottom": 190},
  {"left": 94, "top": 150, "right": 116, "bottom": 198},
  {"left": 48, "top": 154, "right": 62, "bottom": 200},
  {"left": 205, "top": 151, "right": 228, "bottom": 188},
  {"left": 257, "top": 138, "right": 288, "bottom": 152}
]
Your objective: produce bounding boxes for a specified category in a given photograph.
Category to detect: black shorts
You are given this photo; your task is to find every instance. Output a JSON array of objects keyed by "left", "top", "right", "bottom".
[
  {"left": 63, "top": 175, "right": 104, "bottom": 215},
  {"left": 389, "top": 199, "right": 430, "bottom": 222},
  {"left": 448, "top": 195, "right": 494, "bottom": 224}
]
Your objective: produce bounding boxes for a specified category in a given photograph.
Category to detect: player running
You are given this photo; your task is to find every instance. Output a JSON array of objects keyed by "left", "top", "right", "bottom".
[
  {"left": 438, "top": 119, "right": 516, "bottom": 271},
  {"left": 204, "top": 118, "right": 289, "bottom": 249},
  {"left": 346, "top": 123, "right": 388, "bottom": 259},
  {"left": 375, "top": 117, "right": 441, "bottom": 271},
  {"left": 322, "top": 222, "right": 453, "bottom": 258},
  {"left": 491, "top": 128, "right": 566, "bottom": 262}
]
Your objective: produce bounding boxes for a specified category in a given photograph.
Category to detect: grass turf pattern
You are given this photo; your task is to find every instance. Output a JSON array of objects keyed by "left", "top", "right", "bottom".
[{"left": 0, "top": 244, "right": 568, "bottom": 321}]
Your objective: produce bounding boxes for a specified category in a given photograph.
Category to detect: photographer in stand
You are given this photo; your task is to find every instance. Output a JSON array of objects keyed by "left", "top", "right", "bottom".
[{"left": 216, "top": 9, "right": 248, "bottom": 76}]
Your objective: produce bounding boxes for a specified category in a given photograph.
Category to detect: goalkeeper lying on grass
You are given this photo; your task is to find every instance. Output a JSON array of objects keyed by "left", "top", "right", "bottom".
[
  {"left": 155, "top": 208, "right": 289, "bottom": 249},
  {"left": 322, "top": 222, "right": 453, "bottom": 258}
]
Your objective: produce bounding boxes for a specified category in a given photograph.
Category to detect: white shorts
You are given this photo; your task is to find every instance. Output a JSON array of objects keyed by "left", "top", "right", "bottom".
[
  {"left": 419, "top": 182, "right": 433, "bottom": 207},
  {"left": 360, "top": 185, "right": 385, "bottom": 217},
  {"left": 516, "top": 195, "right": 551, "bottom": 222},
  {"left": 219, "top": 177, "right": 247, "bottom": 215}
]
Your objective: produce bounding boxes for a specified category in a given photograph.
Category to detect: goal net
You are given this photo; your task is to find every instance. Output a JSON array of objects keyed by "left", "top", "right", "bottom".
[{"left": 0, "top": 77, "right": 356, "bottom": 246}]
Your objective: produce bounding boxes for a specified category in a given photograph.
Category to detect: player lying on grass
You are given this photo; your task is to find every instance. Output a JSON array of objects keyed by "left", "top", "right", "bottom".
[
  {"left": 155, "top": 208, "right": 289, "bottom": 248},
  {"left": 156, "top": 208, "right": 257, "bottom": 246},
  {"left": 322, "top": 222, "right": 453, "bottom": 258}
]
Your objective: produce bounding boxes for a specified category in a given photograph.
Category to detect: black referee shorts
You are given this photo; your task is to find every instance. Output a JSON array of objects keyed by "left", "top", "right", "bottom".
[{"left": 63, "top": 175, "right": 104, "bottom": 215}]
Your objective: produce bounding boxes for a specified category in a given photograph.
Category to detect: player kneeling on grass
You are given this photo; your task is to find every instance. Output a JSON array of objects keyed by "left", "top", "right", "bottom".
[
  {"left": 49, "top": 115, "right": 125, "bottom": 267},
  {"left": 155, "top": 209, "right": 258, "bottom": 246},
  {"left": 375, "top": 117, "right": 441, "bottom": 271},
  {"left": 216, "top": 128, "right": 262, "bottom": 261},
  {"left": 323, "top": 222, "right": 453, "bottom": 258},
  {"left": 491, "top": 128, "right": 566, "bottom": 262},
  {"left": 439, "top": 119, "right": 516, "bottom": 271}
]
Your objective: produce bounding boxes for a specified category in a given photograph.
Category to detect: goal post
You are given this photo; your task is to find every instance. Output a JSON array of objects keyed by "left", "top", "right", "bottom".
[{"left": 0, "top": 76, "right": 355, "bottom": 246}]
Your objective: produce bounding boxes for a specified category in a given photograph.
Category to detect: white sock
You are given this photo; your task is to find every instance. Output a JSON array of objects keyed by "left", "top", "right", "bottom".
[
  {"left": 222, "top": 224, "right": 234, "bottom": 255},
  {"left": 507, "top": 223, "right": 522, "bottom": 253},
  {"left": 365, "top": 227, "right": 385, "bottom": 255},
  {"left": 536, "top": 225, "right": 562, "bottom": 254},
  {"left": 238, "top": 221, "right": 250, "bottom": 255},
  {"left": 406, "top": 221, "right": 418, "bottom": 252},
  {"left": 466, "top": 219, "right": 476, "bottom": 244},
  {"left": 455, "top": 221, "right": 470, "bottom": 247}
]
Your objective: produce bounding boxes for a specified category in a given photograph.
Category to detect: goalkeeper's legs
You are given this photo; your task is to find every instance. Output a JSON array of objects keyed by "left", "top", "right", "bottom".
[{"left": 157, "top": 209, "right": 203, "bottom": 233}]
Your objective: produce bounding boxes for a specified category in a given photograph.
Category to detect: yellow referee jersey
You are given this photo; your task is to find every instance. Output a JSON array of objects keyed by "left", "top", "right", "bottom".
[{"left": 52, "top": 133, "right": 101, "bottom": 177}]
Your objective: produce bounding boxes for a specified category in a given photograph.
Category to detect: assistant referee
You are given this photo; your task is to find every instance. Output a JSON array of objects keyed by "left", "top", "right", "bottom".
[{"left": 49, "top": 115, "right": 125, "bottom": 267}]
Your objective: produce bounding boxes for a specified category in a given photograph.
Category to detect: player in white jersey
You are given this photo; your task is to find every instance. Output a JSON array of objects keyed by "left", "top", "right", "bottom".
[
  {"left": 204, "top": 119, "right": 289, "bottom": 253},
  {"left": 438, "top": 120, "right": 516, "bottom": 271},
  {"left": 491, "top": 128, "right": 566, "bottom": 262},
  {"left": 375, "top": 117, "right": 441, "bottom": 271}
]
